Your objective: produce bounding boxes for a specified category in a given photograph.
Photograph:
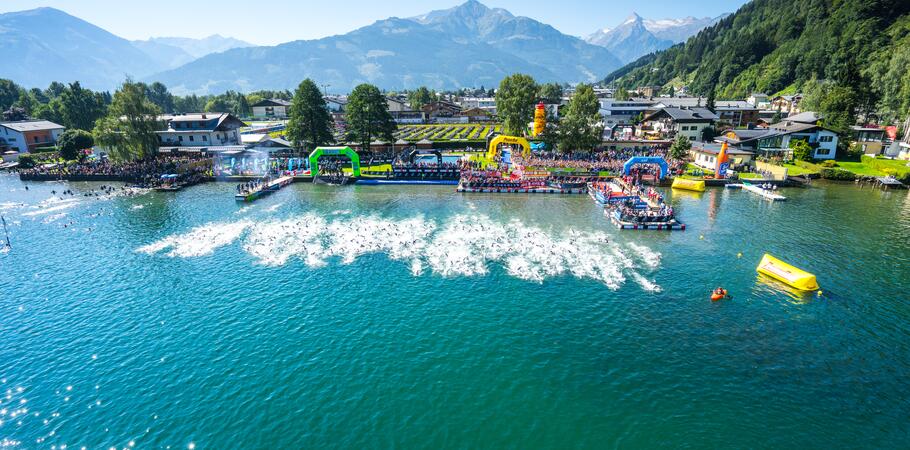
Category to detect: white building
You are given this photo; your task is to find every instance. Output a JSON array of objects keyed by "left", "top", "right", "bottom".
[
  {"left": 459, "top": 97, "right": 497, "bottom": 114},
  {"left": 156, "top": 113, "right": 245, "bottom": 148},
  {"left": 639, "top": 107, "right": 718, "bottom": 142},
  {"left": 747, "top": 93, "right": 770, "bottom": 108},
  {"left": 251, "top": 99, "right": 291, "bottom": 119},
  {"left": 599, "top": 99, "right": 654, "bottom": 128},
  {"left": 0, "top": 120, "right": 65, "bottom": 153},
  {"left": 754, "top": 112, "right": 839, "bottom": 160}
]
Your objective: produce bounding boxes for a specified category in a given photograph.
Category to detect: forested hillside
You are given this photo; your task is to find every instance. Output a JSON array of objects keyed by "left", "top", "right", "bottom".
[{"left": 605, "top": 0, "right": 910, "bottom": 124}]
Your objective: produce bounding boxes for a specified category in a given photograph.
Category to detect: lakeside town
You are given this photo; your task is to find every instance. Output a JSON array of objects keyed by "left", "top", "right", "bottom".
[
  {"left": 3, "top": 0, "right": 910, "bottom": 448},
  {"left": 3, "top": 77, "right": 910, "bottom": 191}
]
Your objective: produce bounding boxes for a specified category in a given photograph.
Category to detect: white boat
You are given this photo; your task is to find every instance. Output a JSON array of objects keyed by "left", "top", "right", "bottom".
[{"left": 742, "top": 182, "right": 786, "bottom": 201}]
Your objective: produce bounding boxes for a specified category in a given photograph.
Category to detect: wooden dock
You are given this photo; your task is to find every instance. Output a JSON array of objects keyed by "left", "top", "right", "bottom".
[
  {"left": 742, "top": 182, "right": 787, "bottom": 201},
  {"left": 234, "top": 176, "right": 293, "bottom": 202},
  {"left": 876, "top": 176, "right": 907, "bottom": 190}
]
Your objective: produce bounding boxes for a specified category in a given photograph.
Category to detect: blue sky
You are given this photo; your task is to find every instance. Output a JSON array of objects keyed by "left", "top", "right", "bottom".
[{"left": 0, "top": 0, "right": 748, "bottom": 45}]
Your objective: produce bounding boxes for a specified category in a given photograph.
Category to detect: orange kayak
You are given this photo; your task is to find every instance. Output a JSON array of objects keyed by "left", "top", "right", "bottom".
[{"left": 711, "top": 291, "right": 727, "bottom": 301}]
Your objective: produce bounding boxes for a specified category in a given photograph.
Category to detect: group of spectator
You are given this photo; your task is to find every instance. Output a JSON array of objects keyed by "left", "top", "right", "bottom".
[
  {"left": 20, "top": 155, "right": 211, "bottom": 188},
  {"left": 517, "top": 146, "right": 677, "bottom": 174}
]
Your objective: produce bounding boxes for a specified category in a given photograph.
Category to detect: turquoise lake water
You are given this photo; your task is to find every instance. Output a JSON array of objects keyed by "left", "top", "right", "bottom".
[{"left": 1, "top": 172, "right": 909, "bottom": 448}]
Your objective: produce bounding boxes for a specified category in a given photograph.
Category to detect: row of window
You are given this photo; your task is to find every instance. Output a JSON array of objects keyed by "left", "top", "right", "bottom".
[{"left": 173, "top": 121, "right": 210, "bottom": 129}]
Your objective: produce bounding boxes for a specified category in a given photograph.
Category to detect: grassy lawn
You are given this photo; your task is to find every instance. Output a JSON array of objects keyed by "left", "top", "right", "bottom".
[
  {"left": 835, "top": 161, "right": 886, "bottom": 177},
  {"left": 343, "top": 164, "right": 392, "bottom": 175},
  {"left": 738, "top": 172, "right": 763, "bottom": 179},
  {"left": 782, "top": 163, "right": 820, "bottom": 176}
]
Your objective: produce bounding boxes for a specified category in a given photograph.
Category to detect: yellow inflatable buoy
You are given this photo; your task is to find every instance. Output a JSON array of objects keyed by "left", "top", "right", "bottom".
[
  {"left": 699, "top": 235, "right": 704, "bottom": 240},
  {"left": 672, "top": 178, "right": 706, "bottom": 192},
  {"left": 756, "top": 254, "right": 819, "bottom": 291},
  {"left": 737, "top": 252, "right": 743, "bottom": 258}
]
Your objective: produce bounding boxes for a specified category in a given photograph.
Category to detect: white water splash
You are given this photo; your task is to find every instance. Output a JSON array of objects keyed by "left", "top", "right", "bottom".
[
  {"left": 22, "top": 201, "right": 81, "bottom": 217},
  {"left": 137, "top": 221, "right": 250, "bottom": 257},
  {"left": 628, "top": 242, "right": 661, "bottom": 269},
  {"left": 0, "top": 201, "right": 26, "bottom": 212},
  {"left": 263, "top": 203, "right": 284, "bottom": 213},
  {"left": 41, "top": 213, "right": 67, "bottom": 224},
  {"left": 138, "top": 214, "right": 663, "bottom": 290}
]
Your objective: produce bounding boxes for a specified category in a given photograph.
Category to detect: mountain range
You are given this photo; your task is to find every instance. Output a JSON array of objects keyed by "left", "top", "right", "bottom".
[
  {"left": 585, "top": 13, "right": 726, "bottom": 64},
  {"left": 149, "top": 0, "right": 624, "bottom": 94},
  {"left": 0, "top": 7, "right": 252, "bottom": 90},
  {"left": 0, "top": 1, "right": 724, "bottom": 94},
  {"left": 131, "top": 35, "right": 253, "bottom": 70},
  {"left": 604, "top": 0, "right": 910, "bottom": 122}
]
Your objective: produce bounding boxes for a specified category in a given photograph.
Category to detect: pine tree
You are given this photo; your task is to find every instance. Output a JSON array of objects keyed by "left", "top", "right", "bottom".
[
  {"left": 345, "top": 84, "right": 397, "bottom": 153},
  {"left": 287, "top": 79, "right": 335, "bottom": 152}
]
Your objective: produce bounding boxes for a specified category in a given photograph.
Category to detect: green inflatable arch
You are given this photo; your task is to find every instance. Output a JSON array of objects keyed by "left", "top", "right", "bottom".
[{"left": 308, "top": 146, "right": 361, "bottom": 177}]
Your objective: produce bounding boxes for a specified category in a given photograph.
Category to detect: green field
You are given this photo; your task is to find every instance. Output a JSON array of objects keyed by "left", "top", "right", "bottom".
[{"left": 393, "top": 124, "right": 502, "bottom": 143}]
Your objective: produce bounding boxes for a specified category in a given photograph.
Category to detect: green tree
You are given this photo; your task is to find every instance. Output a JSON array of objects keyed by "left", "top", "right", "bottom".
[
  {"left": 345, "top": 83, "right": 397, "bottom": 153},
  {"left": 615, "top": 87, "right": 630, "bottom": 101},
  {"left": 34, "top": 99, "right": 65, "bottom": 125},
  {"left": 57, "top": 129, "right": 94, "bottom": 161},
  {"left": 287, "top": 79, "right": 335, "bottom": 152},
  {"left": 496, "top": 74, "right": 538, "bottom": 136},
  {"left": 800, "top": 79, "right": 857, "bottom": 135},
  {"left": 701, "top": 125, "right": 717, "bottom": 142},
  {"left": 555, "top": 84, "right": 602, "bottom": 153},
  {"left": 669, "top": 135, "right": 692, "bottom": 160},
  {"left": 0, "top": 79, "right": 23, "bottom": 112},
  {"left": 93, "top": 79, "right": 162, "bottom": 161},
  {"left": 705, "top": 86, "right": 717, "bottom": 112},
  {"left": 538, "top": 82, "right": 564, "bottom": 104},
  {"left": 790, "top": 138, "right": 812, "bottom": 162},
  {"left": 14, "top": 91, "right": 37, "bottom": 116},
  {"left": 204, "top": 97, "right": 231, "bottom": 113},
  {"left": 44, "top": 82, "right": 66, "bottom": 99},
  {"left": 60, "top": 82, "right": 107, "bottom": 131},
  {"left": 145, "top": 82, "right": 175, "bottom": 114},
  {"left": 407, "top": 86, "right": 435, "bottom": 110},
  {"left": 174, "top": 94, "right": 205, "bottom": 113}
]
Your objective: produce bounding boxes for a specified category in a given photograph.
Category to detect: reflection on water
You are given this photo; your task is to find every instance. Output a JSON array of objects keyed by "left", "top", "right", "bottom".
[
  {"left": 754, "top": 274, "right": 819, "bottom": 304},
  {"left": 1, "top": 174, "right": 909, "bottom": 448}
]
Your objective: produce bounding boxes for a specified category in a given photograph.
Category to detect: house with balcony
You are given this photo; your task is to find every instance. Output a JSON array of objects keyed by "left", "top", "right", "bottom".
[
  {"left": 156, "top": 113, "right": 245, "bottom": 149},
  {"left": 771, "top": 94, "right": 803, "bottom": 115},
  {"left": 650, "top": 98, "right": 759, "bottom": 128},
  {"left": 749, "top": 112, "right": 838, "bottom": 160},
  {"left": 599, "top": 99, "right": 654, "bottom": 128},
  {"left": 0, "top": 120, "right": 65, "bottom": 154},
  {"left": 459, "top": 97, "right": 497, "bottom": 114},
  {"left": 850, "top": 126, "right": 887, "bottom": 155},
  {"left": 639, "top": 107, "right": 718, "bottom": 142},
  {"left": 251, "top": 99, "right": 291, "bottom": 119}
]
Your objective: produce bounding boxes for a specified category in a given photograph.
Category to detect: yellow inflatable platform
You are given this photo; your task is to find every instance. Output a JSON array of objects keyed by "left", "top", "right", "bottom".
[
  {"left": 671, "top": 178, "right": 706, "bottom": 192},
  {"left": 756, "top": 254, "right": 819, "bottom": 291}
]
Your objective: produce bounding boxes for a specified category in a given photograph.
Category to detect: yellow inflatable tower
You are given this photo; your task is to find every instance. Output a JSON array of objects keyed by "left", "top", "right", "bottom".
[{"left": 533, "top": 102, "right": 546, "bottom": 137}]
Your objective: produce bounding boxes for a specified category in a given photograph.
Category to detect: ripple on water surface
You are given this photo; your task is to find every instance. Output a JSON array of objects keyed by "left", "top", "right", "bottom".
[{"left": 136, "top": 213, "right": 663, "bottom": 291}]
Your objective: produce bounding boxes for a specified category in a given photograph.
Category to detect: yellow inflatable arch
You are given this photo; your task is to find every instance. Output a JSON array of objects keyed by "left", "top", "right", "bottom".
[{"left": 487, "top": 135, "right": 531, "bottom": 161}]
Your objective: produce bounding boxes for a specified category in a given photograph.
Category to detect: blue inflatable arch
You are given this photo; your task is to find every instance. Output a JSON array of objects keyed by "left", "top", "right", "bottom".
[{"left": 622, "top": 156, "right": 670, "bottom": 179}]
